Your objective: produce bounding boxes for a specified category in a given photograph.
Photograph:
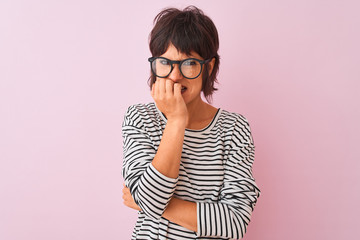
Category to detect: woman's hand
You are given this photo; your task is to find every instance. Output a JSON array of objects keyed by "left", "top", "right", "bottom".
[
  {"left": 122, "top": 183, "right": 141, "bottom": 211},
  {"left": 151, "top": 78, "right": 188, "bottom": 126}
]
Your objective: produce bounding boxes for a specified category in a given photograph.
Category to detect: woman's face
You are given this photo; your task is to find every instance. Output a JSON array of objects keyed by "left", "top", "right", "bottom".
[{"left": 158, "top": 43, "right": 204, "bottom": 106}]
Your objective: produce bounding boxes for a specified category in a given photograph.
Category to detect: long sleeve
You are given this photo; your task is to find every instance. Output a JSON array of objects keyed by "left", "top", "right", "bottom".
[
  {"left": 122, "top": 105, "right": 178, "bottom": 220},
  {"left": 196, "top": 116, "right": 261, "bottom": 239}
]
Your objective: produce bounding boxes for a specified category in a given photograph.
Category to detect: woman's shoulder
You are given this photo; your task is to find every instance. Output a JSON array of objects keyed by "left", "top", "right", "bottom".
[
  {"left": 218, "top": 108, "right": 251, "bottom": 127},
  {"left": 122, "top": 102, "right": 159, "bottom": 127},
  {"left": 125, "top": 102, "right": 157, "bottom": 115},
  {"left": 218, "top": 108, "right": 254, "bottom": 145}
]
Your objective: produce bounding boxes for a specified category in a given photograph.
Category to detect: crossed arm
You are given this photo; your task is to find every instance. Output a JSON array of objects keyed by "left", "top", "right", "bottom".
[{"left": 122, "top": 184, "right": 197, "bottom": 231}]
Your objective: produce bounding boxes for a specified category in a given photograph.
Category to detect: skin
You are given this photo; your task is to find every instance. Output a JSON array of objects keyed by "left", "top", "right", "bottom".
[{"left": 122, "top": 43, "right": 217, "bottom": 232}]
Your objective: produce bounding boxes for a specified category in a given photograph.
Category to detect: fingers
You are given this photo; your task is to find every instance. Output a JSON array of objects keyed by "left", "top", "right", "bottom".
[
  {"left": 166, "top": 79, "right": 175, "bottom": 98},
  {"left": 151, "top": 78, "right": 187, "bottom": 121},
  {"left": 152, "top": 79, "right": 176, "bottom": 98},
  {"left": 173, "top": 83, "right": 182, "bottom": 98},
  {"left": 122, "top": 185, "right": 130, "bottom": 194},
  {"left": 158, "top": 78, "right": 166, "bottom": 97},
  {"left": 122, "top": 184, "right": 142, "bottom": 211},
  {"left": 122, "top": 185, "right": 132, "bottom": 203}
]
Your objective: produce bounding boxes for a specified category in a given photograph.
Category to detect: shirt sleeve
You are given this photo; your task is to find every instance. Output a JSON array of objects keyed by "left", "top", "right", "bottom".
[
  {"left": 196, "top": 116, "right": 261, "bottom": 239},
  {"left": 122, "top": 105, "right": 178, "bottom": 220}
]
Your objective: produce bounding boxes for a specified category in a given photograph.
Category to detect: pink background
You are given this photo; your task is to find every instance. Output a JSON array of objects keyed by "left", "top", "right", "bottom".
[{"left": 1, "top": 0, "right": 359, "bottom": 239}]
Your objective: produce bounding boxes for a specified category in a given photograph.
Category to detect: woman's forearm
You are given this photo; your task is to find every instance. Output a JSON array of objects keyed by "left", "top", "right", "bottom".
[
  {"left": 151, "top": 119, "right": 186, "bottom": 179},
  {"left": 163, "top": 197, "right": 197, "bottom": 232}
]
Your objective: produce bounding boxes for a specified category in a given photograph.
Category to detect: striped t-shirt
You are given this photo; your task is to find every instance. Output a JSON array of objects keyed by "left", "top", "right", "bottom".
[{"left": 122, "top": 102, "right": 261, "bottom": 240}]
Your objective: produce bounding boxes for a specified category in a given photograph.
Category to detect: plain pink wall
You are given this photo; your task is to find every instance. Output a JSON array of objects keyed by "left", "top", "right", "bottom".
[{"left": 1, "top": 0, "right": 359, "bottom": 239}]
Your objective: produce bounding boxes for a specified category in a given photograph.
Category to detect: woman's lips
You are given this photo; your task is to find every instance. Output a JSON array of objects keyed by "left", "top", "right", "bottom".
[{"left": 181, "top": 86, "right": 187, "bottom": 93}]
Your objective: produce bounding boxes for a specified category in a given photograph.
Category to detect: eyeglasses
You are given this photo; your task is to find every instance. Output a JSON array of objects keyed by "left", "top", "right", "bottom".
[{"left": 148, "top": 57, "right": 212, "bottom": 79}]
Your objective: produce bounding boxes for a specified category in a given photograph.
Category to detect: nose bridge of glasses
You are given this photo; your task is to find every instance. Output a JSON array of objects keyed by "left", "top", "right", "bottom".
[
  {"left": 171, "top": 60, "right": 182, "bottom": 68},
  {"left": 170, "top": 60, "right": 182, "bottom": 74}
]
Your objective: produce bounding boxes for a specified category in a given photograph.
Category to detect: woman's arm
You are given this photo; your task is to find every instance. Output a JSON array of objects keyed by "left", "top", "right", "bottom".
[
  {"left": 195, "top": 143, "right": 260, "bottom": 239},
  {"left": 122, "top": 109, "right": 179, "bottom": 220},
  {"left": 194, "top": 116, "right": 261, "bottom": 239},
  {"left": 122, "top": 79, "right": 188, "bottom": 220},
  {"left": 163, "top": 143, "right": 260, "bottom": 238},
  {"left": 162, "top": 198, "right": 197, "bottom": 231},
  {"left": 122, "top": 185, "right": 197, "bottom": 232},
  {"left": 150, "top": 78, "right": 188, "bottom": 177},
  {"left": 151, "top": 119, "right": 185, "bottom": 178},
  {"left": 162, "top": 116, "right": 261, "bottom": 238}
]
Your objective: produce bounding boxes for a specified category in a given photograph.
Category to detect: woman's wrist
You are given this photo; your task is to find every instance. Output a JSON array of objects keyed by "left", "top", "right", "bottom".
[{"left": 163, "top": 197, "right": 197, "bottom": 232}]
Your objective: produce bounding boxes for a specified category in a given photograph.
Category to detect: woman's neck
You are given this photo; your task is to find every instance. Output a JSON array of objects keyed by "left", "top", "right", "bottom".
[{"left": 185, "top": 97, "right": 217, "bottom": 129}]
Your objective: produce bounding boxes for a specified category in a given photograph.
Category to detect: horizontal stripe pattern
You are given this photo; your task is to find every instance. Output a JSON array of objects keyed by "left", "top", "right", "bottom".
[{"left": 122, "top": 102, "right": 261, "bottom": 239}]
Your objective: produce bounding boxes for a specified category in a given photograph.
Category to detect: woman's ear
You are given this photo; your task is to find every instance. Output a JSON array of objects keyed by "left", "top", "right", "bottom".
[{"left": 208, "top": 57, "right": 216, "bottom": 76}]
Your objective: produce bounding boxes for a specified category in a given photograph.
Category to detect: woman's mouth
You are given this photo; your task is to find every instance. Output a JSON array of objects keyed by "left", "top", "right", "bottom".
[{"left": 181, "top": 86, "right": 187, "bottom": 93}]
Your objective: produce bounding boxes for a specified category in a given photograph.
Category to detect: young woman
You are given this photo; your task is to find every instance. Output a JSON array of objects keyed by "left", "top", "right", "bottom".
[{"left": 122, "top": 6, "right": 261, "bottom": 239}]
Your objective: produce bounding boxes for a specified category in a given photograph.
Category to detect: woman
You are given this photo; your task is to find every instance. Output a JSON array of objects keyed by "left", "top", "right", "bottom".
[{"left": 122, "top": 6, "right": 261, "bottom": 239}]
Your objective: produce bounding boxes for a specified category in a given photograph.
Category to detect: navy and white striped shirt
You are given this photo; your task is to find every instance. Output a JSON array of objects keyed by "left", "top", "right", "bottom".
[{"left": 122, "top": 102, "right": 261, "bottom": 239}]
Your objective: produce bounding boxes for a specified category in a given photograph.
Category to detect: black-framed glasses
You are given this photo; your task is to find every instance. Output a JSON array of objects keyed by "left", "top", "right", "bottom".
[{"left": 148, "top": 57, "right": 212, "bottom": 79}]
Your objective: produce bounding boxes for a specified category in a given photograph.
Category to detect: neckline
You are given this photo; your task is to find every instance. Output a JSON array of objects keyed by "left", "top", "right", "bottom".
[{"left": 154, "top": 103, "right": 221, "bottom": 134}]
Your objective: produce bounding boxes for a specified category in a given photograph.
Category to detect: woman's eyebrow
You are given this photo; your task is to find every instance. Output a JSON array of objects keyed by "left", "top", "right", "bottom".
[{"left": 159, "top": 55, "right": 200, "bottom": 60}]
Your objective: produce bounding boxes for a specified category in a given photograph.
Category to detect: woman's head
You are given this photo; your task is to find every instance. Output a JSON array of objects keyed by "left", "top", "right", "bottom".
[{"left": 148, "top": 6, "right": 220, "bottom": 103}]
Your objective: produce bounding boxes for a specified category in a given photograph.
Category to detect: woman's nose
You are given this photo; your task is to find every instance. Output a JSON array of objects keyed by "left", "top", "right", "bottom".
[{"left": 168, "top": 64, "right": 183, "bottom": 81}]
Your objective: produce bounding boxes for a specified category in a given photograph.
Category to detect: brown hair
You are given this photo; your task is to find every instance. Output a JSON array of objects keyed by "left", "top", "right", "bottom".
[{"left": 148, "top": 6, "right": 220, "bottom": 103}]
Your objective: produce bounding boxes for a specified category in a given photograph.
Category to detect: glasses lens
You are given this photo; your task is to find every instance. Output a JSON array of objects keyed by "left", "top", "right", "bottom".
[
  {"left": 152, "top": 58, "right": 172, "bottom": 77},
  {"left": 181, "top": 59, "right": 202, "bottom": 79}
]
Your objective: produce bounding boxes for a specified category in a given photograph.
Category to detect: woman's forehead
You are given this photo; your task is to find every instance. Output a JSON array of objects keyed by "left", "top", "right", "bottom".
[{"left": 160, "top": 43, "right": 202, "bottom": 60}]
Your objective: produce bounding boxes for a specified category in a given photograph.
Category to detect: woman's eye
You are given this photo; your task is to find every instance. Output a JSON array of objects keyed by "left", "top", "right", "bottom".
[
  {"left": 159, "top": 59, "right": 170, "bottom": 65},
  {"left": 183, "top": 60, "right": 198, "bottom": 66}
]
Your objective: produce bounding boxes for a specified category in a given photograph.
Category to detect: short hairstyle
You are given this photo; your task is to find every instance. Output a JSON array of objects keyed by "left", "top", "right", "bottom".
[{"left": 148, "top": 6, "right": 220, "bottom": 103}]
